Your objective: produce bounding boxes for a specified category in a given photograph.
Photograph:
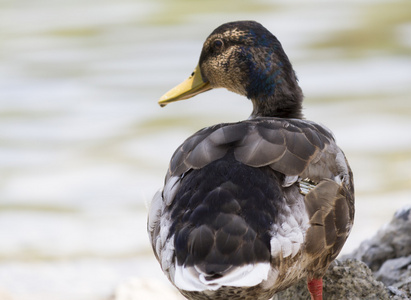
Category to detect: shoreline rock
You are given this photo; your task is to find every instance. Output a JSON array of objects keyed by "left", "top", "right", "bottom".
[
  {"left": 273, "top": 259, "right": 392, "bottom": 300},
  {"left": 346, "top": 206, "right": 411, "bottom": 271},
  {"left": 344, "top": 205, "right": 411, "bottom": 299}
]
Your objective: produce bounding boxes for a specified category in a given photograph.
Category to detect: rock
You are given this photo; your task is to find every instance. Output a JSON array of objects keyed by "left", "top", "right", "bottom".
[
  {"left": 376, "top": 255, "right": 411, "bottom": 286},
  {"left": 344, "top": 206, "right": 411, "bottom": 299},
  {"left": 346, "top": 206, "right": 411, "bottom": 272},
  {"left": 381, "top": 255, "right": 411, "bottom": 299},
  {"left": 388, "top": 286, "right": 410, "bottom": 300},
  {"left": 273, "top": 259, "right": 391, "bottom": 300}
]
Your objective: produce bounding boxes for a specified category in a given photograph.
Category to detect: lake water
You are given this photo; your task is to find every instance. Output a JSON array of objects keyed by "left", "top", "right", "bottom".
[{"left": 1, "top": 0, "right": 410, "bottom": 299}]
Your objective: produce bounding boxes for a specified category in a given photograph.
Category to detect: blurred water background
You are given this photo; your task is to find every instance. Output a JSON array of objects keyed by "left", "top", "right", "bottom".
[{"left": 0, "top": 0, "right": 410, "bottom": 299}]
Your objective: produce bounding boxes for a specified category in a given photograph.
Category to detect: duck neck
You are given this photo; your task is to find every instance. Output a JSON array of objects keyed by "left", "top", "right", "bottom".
[
  {"left": 249, "top": 86, "right": 304, "bottom": 119},
  {"left": 246, "top": 56, "right": 304, "bottom": 119}
]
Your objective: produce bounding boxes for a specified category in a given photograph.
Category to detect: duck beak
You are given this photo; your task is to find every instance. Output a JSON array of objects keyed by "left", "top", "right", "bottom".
[{"left": 158, "top": 64, "right": 212, "bottom": 107}]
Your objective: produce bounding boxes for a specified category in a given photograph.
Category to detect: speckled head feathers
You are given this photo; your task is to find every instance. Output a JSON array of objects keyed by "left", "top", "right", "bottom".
[{"left": 198, "top": 21, "right": 303, "bottom": 118}]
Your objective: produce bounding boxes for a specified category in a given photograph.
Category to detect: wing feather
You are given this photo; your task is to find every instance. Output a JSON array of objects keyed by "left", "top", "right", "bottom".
[{"left": 167, "top": 118, "right": 346, "bottom": 183}]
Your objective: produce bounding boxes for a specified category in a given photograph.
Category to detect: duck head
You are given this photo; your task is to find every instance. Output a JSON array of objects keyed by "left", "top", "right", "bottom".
[{"left": 159, "top": 21, "right": 303, "bottom": 119}]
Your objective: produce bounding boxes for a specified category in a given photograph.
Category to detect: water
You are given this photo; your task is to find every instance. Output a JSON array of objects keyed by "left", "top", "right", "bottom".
[{"left": 1, "top": 0, "right": 410, "bottom": 299}]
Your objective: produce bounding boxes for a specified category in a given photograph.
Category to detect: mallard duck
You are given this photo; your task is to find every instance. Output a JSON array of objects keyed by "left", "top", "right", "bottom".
[{"left": 148, "top": 21, "right": 354, "bottom": 300}]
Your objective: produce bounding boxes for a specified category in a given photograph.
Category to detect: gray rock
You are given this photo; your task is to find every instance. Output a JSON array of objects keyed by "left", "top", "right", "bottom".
[
  {"left": 346, "top": 206, "right": 411, "bottom": 272},
  {"left": 388, "top": 286, "right": 410, "bottom": 300},
  {"left": 344, "top": 206, "right": 411, "bottom": 299},
  {"left": 376, "top": 255, "right": 411, "bottom": 286},
  {"left": 273, "top": 259, "right": 390, "bottom": 300}
]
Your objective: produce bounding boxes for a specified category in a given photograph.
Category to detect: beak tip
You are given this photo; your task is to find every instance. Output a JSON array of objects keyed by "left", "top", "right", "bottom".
[{"left": 158, "top": 94, "right": 169, "bottom": 107}]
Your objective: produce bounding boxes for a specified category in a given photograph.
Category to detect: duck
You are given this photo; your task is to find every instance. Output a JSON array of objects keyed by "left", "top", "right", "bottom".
[{"left": 148, "top": 21, "right": 354, "bottom": 300}]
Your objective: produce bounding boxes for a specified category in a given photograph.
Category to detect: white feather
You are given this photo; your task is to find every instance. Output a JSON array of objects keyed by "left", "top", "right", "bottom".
[
  {"left": 281, "top": 236, "right": 293, "bottom": 258},
  {"left": 291, "top": 241, "right": 300, "bottom": 258},
  {"left": 261, "top": 268, "right": 279, "bottom": 289},
  {"left": 270, "top": 239, "right": 282, "bottom": 257},
  {"left": 174, "top": 262, "right": 270, "bottom": 291},
  {"left": 269, "top": 194, "right": 309, "bottom": 259}
]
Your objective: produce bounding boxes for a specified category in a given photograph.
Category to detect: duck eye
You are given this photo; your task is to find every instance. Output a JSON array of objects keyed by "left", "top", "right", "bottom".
[{"left": 213, "top": 39, "right": 223, "bottom": 51}]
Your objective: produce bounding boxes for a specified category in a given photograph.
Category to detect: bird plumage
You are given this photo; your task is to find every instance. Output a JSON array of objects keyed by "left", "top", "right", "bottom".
[{"left": 148, "top": 21, "right": 354, "bottom": 300}]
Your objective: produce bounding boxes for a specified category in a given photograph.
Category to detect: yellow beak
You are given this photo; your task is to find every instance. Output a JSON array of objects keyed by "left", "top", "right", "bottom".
[{"left": 158, "top": 64, "right": 212, "bottom": 107}]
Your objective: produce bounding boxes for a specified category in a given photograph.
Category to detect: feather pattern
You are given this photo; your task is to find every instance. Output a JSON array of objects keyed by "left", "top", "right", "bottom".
[
  {"left": 149, "top": 118, "right": 354, "bottom": 298},
  {"left": 169, "top": 118, "right": 337, "bottom": 179}
]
